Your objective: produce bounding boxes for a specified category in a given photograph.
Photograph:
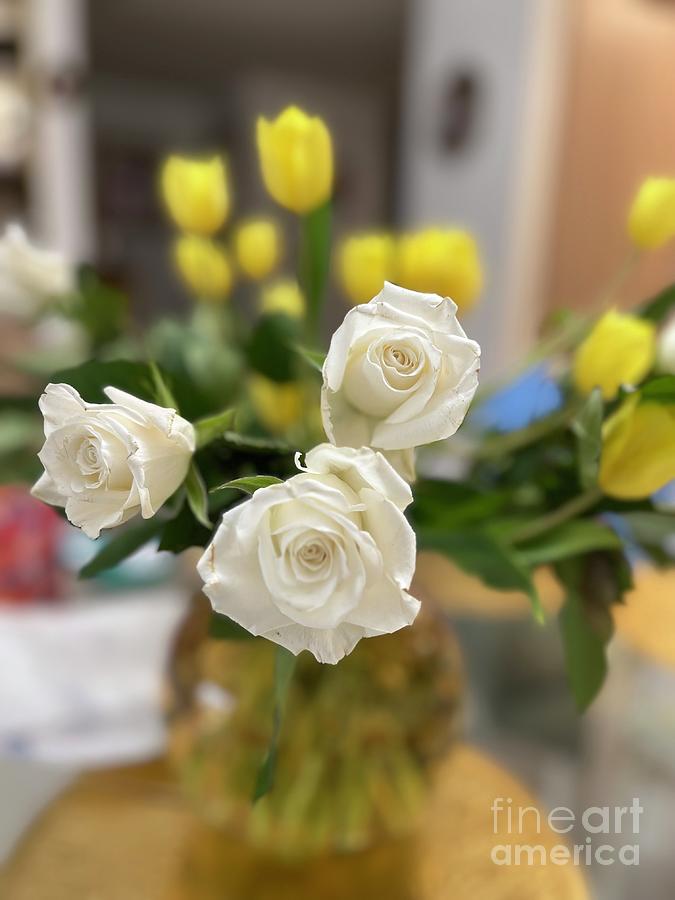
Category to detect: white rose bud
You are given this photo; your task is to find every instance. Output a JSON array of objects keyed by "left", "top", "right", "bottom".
[
  {"left": 321, "top": 282, "right": 480, "bottom": 478},
  {"left": 657, "top": 316, "right": 675, "bottom": 374},
  {"left": 197, "top": 444, "right": 419, "bottom": 664},
  {"left": 0, "top": 224, "right": 74, "bottom": 318},
  {"left": 32, "top": 383, "right": 195, "bottom": 538}
]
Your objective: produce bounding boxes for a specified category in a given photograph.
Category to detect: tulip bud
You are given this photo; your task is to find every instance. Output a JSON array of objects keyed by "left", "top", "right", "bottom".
[
  {"left": 249, "top": 374, "right": 303, "bottom": 433},
  {"left": 600, "top": 395, "right": 675, "bottom": 499},
  {"left": 235, "top": 218, "right": 281, "bottom": 280},
  {"left": 572, "top": 309, "right": 655, "bottom": 401},
  {"left": 339, "top": 233, "right": 395, "bottom": 304},
  {"left": 397, "top": 228, "right": 483, "bottom": 312},
  {"left": 257, "top": 106, "right": 333, "bottom": 214},
  {"left": 161, "top": 155, "right": 229, "bottom": 235},
  {"left": 657, "top": 317, "right": 675, "bottom": 374},
  {"left": 260, "top": 279, "right": 305, "bottom": 319},
  {"left": 628, "top": 177, "right": 675, "bottom": 250},
  {"left": 174, "top": 235, "right": 233, "bottom": 302}
]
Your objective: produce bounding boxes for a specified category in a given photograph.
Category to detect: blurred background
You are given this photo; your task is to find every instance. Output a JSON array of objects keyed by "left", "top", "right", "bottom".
[{"left": 1, "top": 1, "right": 675, "bottom": 898}]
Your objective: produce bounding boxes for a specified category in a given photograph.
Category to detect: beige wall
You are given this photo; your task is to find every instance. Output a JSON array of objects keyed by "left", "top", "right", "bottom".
[{"left": 546, "top": 0, "right": 675, "bottom": 315}]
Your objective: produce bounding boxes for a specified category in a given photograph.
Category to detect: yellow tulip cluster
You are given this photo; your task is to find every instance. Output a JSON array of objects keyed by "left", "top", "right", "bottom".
[{"left": 338, "top": 227, "right": 483, "bottom": 312}]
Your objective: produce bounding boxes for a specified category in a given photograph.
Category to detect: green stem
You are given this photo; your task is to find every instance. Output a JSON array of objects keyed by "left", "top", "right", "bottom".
[
  {"left": 474, "top": 402, "right": 579, "bottom": 460},
  {"left": 508, "top": 486, "right": 603, "bottom": 545},
  {"left": 298, "top": 203, "right": 332, "bottom": 346}
]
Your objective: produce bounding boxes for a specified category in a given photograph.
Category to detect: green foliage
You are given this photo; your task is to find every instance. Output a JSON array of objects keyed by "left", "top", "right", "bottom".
[
  {"left": 79, "top": 518, "right": 164, "bottom": 579},
  {"left": 639, "top": 281, "right": 675, "bottom": 323},
  {"left": 212, "top": 475, "right": 283, "bottom": 495},
  {"left": 556, "top": 551, "right": 629, "bottom": 711},
  {"left": 50, "top": 359, "right": 156, "bottom": 404},
  {"left": 417, "top": 528, "right": 544, "bottom": 622},
  {"left": 247, "top": 313, "right": 302, "bottom": 382},
  {"left": 68, "top": 266, "right": 128, "bottom": 349},
  {"left": 158, "top": 501, "right": 211, "bottom": 553},
  {"left": 295, "top": 345, "right": 326, "bottom": 374},
  {"left": 515, "top": 519, "right": 621, "bottom": 568},
  {"left": 194, "top": 408, "right": 237, "bottom": 448},
  {"left": 185, "top": 463, "right": 211, "bottom": 529},
  {"left": 254, "top": 646, "right": 297, "bottom": 801},
  {"left": 640, "top": 375, "right": 675, "bottom": 404},
  {"left": 300, "top": 202, "right": 332, "bottom": 342},
  {"left": 572, "top": 388, "right": 603, "bottom": 489}
]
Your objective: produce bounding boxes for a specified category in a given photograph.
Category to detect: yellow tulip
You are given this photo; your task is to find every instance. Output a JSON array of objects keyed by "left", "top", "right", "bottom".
[
  {"left": 249, "top": 375, "right": 303, "bottom": 433},
  {"left": 257, "top": 106, "right": 333, "bottom": 214},
  {"left": 161, "top": 155, "right": 229, "bottom": 235},
  {"left": 235, "top": 218, "right": 281, "bottom": 280},
  {"left": 397, "top": 228, "right": 483, "bottom": 312},
  {"left": 628, "top": 177, "right": 675, "bottom": 250},
  {"left": 260, "top": 279, "right": 305, "bottom": 319},
  {"left": 573, "top": 309, "right": 656, "bottom": 401},
  {"left": 174, "top": 235, "right": 233, "bottom": 301},
  {"left": 339, "top": 233, "right": 395, "bottom": 304},
  {"left": 599, "top": 395, "right": 675, "bottom": 499}
]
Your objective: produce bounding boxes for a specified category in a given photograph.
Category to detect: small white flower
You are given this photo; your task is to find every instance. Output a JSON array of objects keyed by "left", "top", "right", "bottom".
[
  {"left": 321, "top": 282, "right": 480, "bottom": 477},
  {"left": 197, "top": 444, "right": 419, "bottom": 664},
  {"left": 32, "top": 383, "right": 195, "bottom": 538},
  {"left": 0, "top": 224, "right": 74, "bottom": 318}
]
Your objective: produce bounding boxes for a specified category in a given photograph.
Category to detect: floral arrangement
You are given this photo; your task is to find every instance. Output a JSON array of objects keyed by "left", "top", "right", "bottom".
[{"left": 6, "top": 104, "right": 675, "bottom": 806}]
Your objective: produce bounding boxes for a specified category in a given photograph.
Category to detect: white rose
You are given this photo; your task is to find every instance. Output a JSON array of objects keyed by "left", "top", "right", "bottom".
[
  {"left": 32, "top": 383, "right": 195, "bottom": 538},
  {"left": 0, "top": 224, "right": 74, "bottom": 318},
  {"left": 657, "top": 316, "right": 675, "bottom": 374},
  {"left": 321, "top": 282, "right": 480, "bottom": 477},
  {"left": 197, "top": 443, "right": 419, "bottom": 664}
]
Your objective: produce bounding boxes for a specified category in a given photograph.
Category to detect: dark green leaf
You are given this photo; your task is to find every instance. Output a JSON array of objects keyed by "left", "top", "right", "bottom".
[
  {"left": 254, "top": 646, "right": 297, "bottom": 801},
  {"left": 209, "top": 612, "right": 256, "bottom": 641},
  {"left": 418, "top": 528, "right": 544, "bottom": 622},
  {"left": 559, "top": 575, "right": 608, "bottom": 712},
  {"left": 516, "top": 519, "right": 621, "bottom": 568},
  {"left": 79, "top": 518, "right": 164, "bottom": 579},
  {"left": 158, "top": 501, "right": 211, "bottom": 553},
  {"left": 69, "top": 266, "right": 128, "bottom": 348},
  {"left": 194, "top": 408, "right": 237, "bottom": 448},
  {"left": 639, "top": 282, "right": 675, "bottom": 323},
  {"left": 640, "top": 376, "right": 675, "bottom": 404},
  {"left": 50, "top": 360, "right": 156, "bottom": 404},
  {"left": 247, "top": 313, "right": 302, "bottom": 382},
  {"left": 211, "top": 475, "right": 283, "bottom": 495},
  {"left": 411, "top": 480, "right": 510, "bottom": 530},
  {"left": 185, "top": 463, "right": 211, "bottom": 529},
  {"left": 218, "top": 431, "right": 293, "bottom": 455},
  {"left": 149, "top": 361, "right": 179, "bottom": 410},
  {"left": 299, "top": 202, "right": 332, "bottom": 342},
  {"left": 571, "top": 388, "right": 603, "bottom": 489}
]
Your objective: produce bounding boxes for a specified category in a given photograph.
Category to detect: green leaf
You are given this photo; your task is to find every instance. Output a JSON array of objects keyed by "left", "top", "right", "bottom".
[
  {"left": 411, "top": 480, "right": 510, "bottom": 530},
  {"left": 79, "top": 518, "right": 164, "bottom": 579},
  {"left": 158, "top": 501, "right": 211, "bottom": 553},
  {"left": 295, "top": 344, "right": 325, "bottom": 373},
  {"left": 619, "top": 511, "right": 675, "bottom": 545},
  {"left": 209, "top": 612, "right": 256, "bottom": 641},
  {"left": 571, "top": 388, "right": 603, "bottom": 489},
  {"left": 69, "top": 266, "right": 128, "bottom": 348},
  {"left": 218, "top": 431, "right": 293, "bottom": 455},
  {"left": 211, "top": 475, "right": 283, "bottom": 495},
  {"left": 194, "top": 408, "right": 237, "bottom": 449},
  {"left": 149, "top": 361, "right": 179, "bottom": 410},
  {"left": 247, "top": 313, "right": 302, "bottom": 382},
  {"left": 559, "top": 573, "right": 608, "bottom": 712},
  {"left": 299, "top": 202, "right": 332, "bottom": 342},
  {"left": 185, "top": 463, "right": 211, "bottom": 529},
  {"left": 640, "top": 375, "right": 675, "bottom": 404},
  {"left": 515, "top": 519, "right": 621, "bottom": 568},
  {"left": 254, "top": 646, "right": 297, "bottom": 801},
  {"left": 639, "top": 282, "right": 675, "bottom": 323},
  {"left": 418, "top": 529, "right": 544, "bottom": 622},
  {"left": 50, "top": 360, "right": 156, "bottom": 404}
]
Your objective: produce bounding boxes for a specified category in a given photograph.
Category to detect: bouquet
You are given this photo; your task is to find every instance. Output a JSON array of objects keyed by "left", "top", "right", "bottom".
[{"left": 11, "top": 104, "right": 675, "bottom": 815}]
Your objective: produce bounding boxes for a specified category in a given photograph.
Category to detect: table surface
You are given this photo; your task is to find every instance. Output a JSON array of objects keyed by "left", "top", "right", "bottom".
[{"left": 0, "top": 743, "right": 589, "bottom": 900}]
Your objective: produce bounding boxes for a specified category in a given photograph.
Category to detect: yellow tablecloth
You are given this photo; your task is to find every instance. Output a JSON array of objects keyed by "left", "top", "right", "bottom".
[{"left": 0, "top": 744, "right": 588, "bottom": 900}]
